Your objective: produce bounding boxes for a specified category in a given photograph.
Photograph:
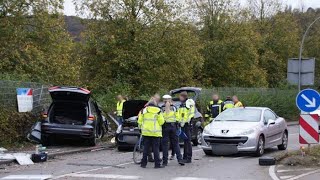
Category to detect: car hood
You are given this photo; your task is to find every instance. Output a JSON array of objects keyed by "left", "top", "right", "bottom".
[
  {"left": 123, "top": 100, "right": 148, "bottom": 120},
  {"left": 206, "top": 121, "right": 260, "bottom": 136}
]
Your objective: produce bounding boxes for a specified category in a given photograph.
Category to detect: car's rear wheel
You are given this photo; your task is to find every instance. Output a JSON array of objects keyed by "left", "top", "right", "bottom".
[
  {"left": 96, "top": 120, "right": 104, "bottom": 139},
  {"left": 203, "top": 150, "right": 213, "bottom": 156},
  {"left": 278, "top": 131, "right": 288, "bottom": 150},
  {"left": 255, "top": 135, "right": 265, "bottom": 157}
]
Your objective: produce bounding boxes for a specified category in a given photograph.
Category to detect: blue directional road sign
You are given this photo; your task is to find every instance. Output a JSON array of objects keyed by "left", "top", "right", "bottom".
[{"left": 296, "top": 89, "right": 320, "bottom": 112}]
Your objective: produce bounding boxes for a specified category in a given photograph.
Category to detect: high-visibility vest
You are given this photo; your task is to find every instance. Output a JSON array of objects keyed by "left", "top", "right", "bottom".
[
  {"left": 205, "top": 100, "right": 223, "bottom": 118},
  {"left": 138, "top": 106, "right": 165, "bottom": 137},
  {"left": 234, "top": 101, "right": 243, "bottom": 108},
  {"left": 223, "top": 100, "right": 234, "bottom": 110},
  {"left": 116, "top": 100, "right": 126, "bottom": 116},
  {"left": 177, "top": 101, "right": 195, "bottom": 124},
  {"left": 161, "top": 105, "right": 178, "bottom": 123}
]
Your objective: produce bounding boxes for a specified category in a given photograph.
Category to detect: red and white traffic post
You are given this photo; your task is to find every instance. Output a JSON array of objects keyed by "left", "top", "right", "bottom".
[{"left": 299, "top": 114, "right": 319, "bottom": 150}]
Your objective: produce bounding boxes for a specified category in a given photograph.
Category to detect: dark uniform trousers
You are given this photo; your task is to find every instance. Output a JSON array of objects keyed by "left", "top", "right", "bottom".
[
  {"left": 141, "top": 136, "right": 161, "bottom": 167},
  {"left": 182, "top": 123, "right": 192, "bottom": 161},
  {"left": 162, "top": 123, "right": 182, "bottom": 164}
]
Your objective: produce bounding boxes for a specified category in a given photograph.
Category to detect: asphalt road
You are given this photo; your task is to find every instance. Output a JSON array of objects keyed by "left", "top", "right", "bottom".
[{"left": 0, "top": 125, "right": 301, "bottom": 180}]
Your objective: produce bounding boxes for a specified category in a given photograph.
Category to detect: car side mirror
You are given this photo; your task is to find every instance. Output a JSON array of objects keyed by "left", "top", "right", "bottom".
[{"left": 267, "top": 119, "right": 276, "bottom": 126}]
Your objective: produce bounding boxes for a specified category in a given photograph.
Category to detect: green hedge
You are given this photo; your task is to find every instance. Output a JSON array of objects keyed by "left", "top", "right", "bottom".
[
  {"left": 0, "top": 106, "right": 38, "bottom": 147},
  {"left": 199, "top": 88, "right": 299, "bottom": 121},
  {"left": 94, "top": 87, "right": 299, "bottom": 121}
]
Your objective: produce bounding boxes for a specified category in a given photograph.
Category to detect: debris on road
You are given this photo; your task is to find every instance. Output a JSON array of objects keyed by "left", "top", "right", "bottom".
[
  {"left": 12, "top": 153, "right": 33, "bottom": 165},
  {"left": 259, "top": 156, "right": 276, "bottom": 166}
]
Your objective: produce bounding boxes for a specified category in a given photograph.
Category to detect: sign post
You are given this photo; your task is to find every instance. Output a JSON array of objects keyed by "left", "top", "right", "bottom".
[
  {"left": 296, "top": 89, "right": 320, "bottom": 150},
  {"left": 16, "top": 88, "right": 33, "bottom": 112}
]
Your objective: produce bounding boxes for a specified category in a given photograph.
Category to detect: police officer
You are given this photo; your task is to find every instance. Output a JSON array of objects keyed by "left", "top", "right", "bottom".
[
  {"left": 138, "top": 98, "right": 165, "bottom": 168},
  {"left": 177, "top": 91, "right": 195, "bottom": 163},
  {"left": 232, "top": 95, "right": 243, "bottom": 108},
  {"left": 205, "top": 94, "right": 223, "bottom": 122},
  {"left": 161, "top": 95, "right": 185, "bottom": 166},
  {"left": 223, "top": 96, "right": 235, "bottom": 110},
  {"left": 115, "top": 95, "right": 126, "bottom": 125}
]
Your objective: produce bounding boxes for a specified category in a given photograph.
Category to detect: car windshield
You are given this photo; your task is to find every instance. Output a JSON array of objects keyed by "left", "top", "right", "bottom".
[{"left": 215, "top": 108, "right": 262, "bottom": 122}]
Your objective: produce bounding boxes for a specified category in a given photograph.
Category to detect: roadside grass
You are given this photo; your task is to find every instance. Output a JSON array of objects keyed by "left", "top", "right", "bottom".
[{"left": 278, "top": 145, "right": 320, "bottom": 167}]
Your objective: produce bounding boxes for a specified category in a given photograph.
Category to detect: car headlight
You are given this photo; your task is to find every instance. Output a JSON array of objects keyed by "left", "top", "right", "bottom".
[
  {"left": 203, "top": 126, "right": 212, "bottom": 135},
  {"left": 237, "top": 128, "right": 255, "bottom": 136}
]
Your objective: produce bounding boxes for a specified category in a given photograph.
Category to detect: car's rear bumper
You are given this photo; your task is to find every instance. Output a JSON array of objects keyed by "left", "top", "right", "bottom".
[{"left": 41, "top": 123, "right": 95, "bottom": 139}]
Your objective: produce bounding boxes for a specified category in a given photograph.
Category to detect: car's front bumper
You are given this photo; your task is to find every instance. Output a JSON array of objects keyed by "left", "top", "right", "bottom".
[
  {"left": 41, "top": 123, "right": 95, "bottom": 139},
  {"left": 201, "top": 133, "right": 258, "bottom": 153}
]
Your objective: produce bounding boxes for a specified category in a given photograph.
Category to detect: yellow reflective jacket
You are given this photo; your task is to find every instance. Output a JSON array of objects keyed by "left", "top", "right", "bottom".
[
  {"left": 205, "top": 100, "right": 223, "bottom": 118},
  {"left": 116, "top": 100, "right": 126, "bottom": 116},
  {"left": 138, "top": 106, "right": 165, "bottom": 137},
  {"left": 161, "top": 105, "right": 179, "bottom": 123},
  {"left": 177, "top": 101, "right": 195, "bottom": 125},
  {"left": 234, "top": 101, "right": 243, "bottom": 108}
]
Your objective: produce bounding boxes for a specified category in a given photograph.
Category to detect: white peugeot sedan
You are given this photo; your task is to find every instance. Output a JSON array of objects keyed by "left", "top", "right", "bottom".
[{"left": 201, "top": 107, "right": 288, "bottom": 156}]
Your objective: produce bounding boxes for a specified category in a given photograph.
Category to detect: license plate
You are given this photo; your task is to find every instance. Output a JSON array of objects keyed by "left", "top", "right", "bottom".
[
  {"left": 212, "top": 145, "right": 238, "bottom": 155},
  {"left": 130, "top": 128, "right": 134, "bottom": 132}
]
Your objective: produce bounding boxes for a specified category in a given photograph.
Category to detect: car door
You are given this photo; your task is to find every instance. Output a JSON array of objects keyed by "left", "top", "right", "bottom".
[
  {"left": 263, "top": 110, "right": 278, "bottom": 147},
  {"left": 269, "top": 110, "right": 284, "bottom": 143}
]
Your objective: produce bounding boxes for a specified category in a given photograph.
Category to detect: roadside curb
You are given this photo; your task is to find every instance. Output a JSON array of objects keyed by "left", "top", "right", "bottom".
[
  {"left": 287, "top": 121, "right": 298, "bottom": 126},
  {"left": 0, "top": 145, "right": 113, "bottom": 166}
]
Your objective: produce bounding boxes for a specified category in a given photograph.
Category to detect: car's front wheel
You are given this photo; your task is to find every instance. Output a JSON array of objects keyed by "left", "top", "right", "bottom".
[
  {"left": 278, "top": 131, "right": 288, "bottom": 150},
  {"left": 255, "top": 135, "right": 265, "bottom": 157}
]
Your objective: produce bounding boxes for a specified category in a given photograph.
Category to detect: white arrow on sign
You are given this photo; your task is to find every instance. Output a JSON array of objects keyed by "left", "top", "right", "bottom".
[{"left": 301, "top": 94, "right": 316, "bottom": 108}]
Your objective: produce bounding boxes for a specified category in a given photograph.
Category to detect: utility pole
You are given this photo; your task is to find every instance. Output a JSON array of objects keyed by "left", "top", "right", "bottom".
[{"left": 298, "top": 16, "right": 320, "bottom": 92}]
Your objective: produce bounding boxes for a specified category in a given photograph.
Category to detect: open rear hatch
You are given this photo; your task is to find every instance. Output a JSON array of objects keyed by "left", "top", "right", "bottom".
[
  {"left": 48, "top": 87, "right": 91, "bottom": 125},
  {"left": 122, "top": 100, "right": 148, "bottom": 127}
]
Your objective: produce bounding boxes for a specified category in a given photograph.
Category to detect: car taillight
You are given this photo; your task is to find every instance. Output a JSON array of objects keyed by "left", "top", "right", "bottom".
[{"left": 88, "top": 115, "right": 95, "bottom": 121}]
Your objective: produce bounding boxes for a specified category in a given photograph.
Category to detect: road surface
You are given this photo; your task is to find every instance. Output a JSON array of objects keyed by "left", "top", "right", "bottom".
[{"left": 0, "top": 125, "right": 303, "bottom": 180}]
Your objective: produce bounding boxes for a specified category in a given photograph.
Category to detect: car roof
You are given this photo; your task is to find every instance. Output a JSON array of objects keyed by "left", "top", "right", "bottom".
[
  {"left": 236, "top": 107, "right": 270, "bottom": 110},
  {"left": 48, "top": 86, "right": 91, "bottom": 94},
  {"left": 170, "top": 87, "right": 202, "bottom": 94}
]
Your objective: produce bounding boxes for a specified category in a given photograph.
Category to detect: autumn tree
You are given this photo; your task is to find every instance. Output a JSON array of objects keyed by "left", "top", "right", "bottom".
[
  {"left": 0, "top": 0, "right": 79, "bottom": 85},
  {"left": 76, "top": 0, "right": 203, "bottom": 94}
]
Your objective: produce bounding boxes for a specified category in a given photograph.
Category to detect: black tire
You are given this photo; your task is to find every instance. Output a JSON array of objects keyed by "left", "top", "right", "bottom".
[
  {"left": 117, "top": 146, "right": 127, "bottom": 151},
  {"left": 88, "top": 137, "right": 97, "bottom": 146},
  {"left": 133, "top": 140, "right": 143, "bottom": 164},
  {"left": 255, "top": 135, "right": 265, "bottom": 157},
  {"left": 96, "top": 121, "right": 104, "bottom": 139},
  {"left": 278, "top": 131, "right": 288, "bottom": 150},
  {"left": 204, "top": 150, "right": 213, "bottom": 156},
  {"left": 192, "top": 128, "right": 203, "bottom": 146}
]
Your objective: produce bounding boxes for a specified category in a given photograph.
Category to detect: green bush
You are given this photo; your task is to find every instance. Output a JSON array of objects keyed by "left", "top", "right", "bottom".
[
  {"left": 199, "top": 88, "right": 299, "bottom": 121},
  {"left": 0, "top": 106, "right": 38, "bottom": 147}
]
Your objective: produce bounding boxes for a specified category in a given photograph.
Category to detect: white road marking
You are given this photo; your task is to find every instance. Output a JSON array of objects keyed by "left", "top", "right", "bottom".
[
  {"left": 269, "top": 165, "right": 280, "bottom": 180},
  {"left": 52, "top": 161, "right": 134, "bottom": 179},
  {"left": 172, "top": 177, "right": 212, "bottom": 180},
  {"left": 287, "top": 169, "right": 320, "bottom": 180},
  {"left": 67, "top": 174, "right": 140, "bottom": 179},
  {"left": 277, "top": 168, "right": 315, "bottom": 173},
  {"left": 233, "top": 157, "right": 245, "bottom": 160},
  {"left": 279, "top": 175, "right": 295, "bottom": 179},
  {"left": 1, "top": 175, "right": 52, "bottom": 180}
]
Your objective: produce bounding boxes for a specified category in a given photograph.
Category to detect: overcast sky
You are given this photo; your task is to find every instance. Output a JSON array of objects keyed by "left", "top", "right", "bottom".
[{"left": 63, "top": 0, "right": 320, "bottom": 16}]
